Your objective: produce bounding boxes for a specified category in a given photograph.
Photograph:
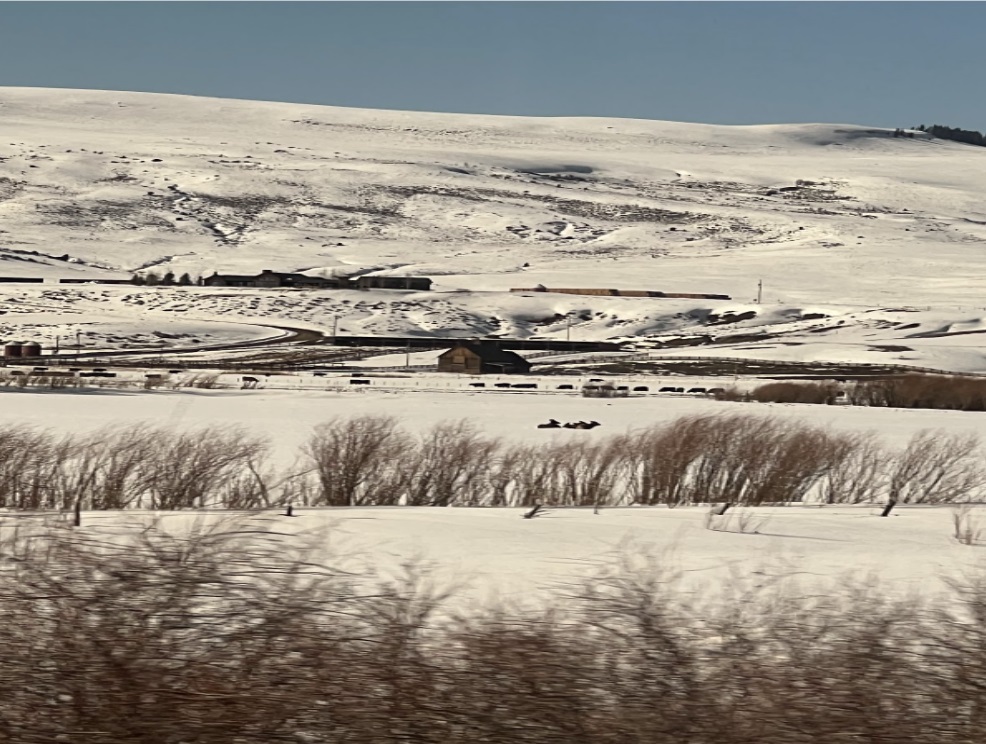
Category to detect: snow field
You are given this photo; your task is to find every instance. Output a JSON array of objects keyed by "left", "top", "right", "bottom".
[{"left": 1, "top": 385, "right": 985, "bottom": 605}]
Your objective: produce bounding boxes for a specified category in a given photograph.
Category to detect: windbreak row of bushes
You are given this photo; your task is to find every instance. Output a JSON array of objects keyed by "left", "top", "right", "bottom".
[
  {"left": 1, "top": 522, "right": 985, "bottom": 743},
  {"left": 0, "top": 413, "right": 982, "bottom": 510},
  {"left": 738, "top": 374, "right": 986, "bottom": 411}
]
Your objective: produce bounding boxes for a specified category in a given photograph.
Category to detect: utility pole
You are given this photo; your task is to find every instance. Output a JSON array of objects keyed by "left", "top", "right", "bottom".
[
  {"left": 405, "top": 341, "right": 411, "bottom": 369},
  {"left": 566, "top": 314, "right": 572, "bottom": 343},
  {"left": 331, "top": 316, "right": 338, "bottom": 343},
  {"left": 756, "top": 279, "right": 763, "bottom": 305}
]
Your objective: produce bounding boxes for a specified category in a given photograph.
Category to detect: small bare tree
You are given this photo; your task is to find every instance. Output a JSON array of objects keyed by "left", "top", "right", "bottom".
[
  {"left": 305, "top": 415, "right": 411, "bottom": 506},
  {"left": 403, "top": 420, "right": 500, "bottom": 506},
  {"left": 887, "top": 430, "right": 983, "bottom": 506},
  {"left": 138, "top": 426, "right": 269, "bottom": 509},
  {"left": 552, "top": 438, "right": 626, "bottom": 507},
  {"left": 819, "top": 431, "right": 888, "bottom": 504}
]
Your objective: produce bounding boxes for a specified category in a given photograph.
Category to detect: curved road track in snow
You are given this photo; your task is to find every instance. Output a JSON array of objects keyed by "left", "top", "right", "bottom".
[{"left": 44, "top": 322, "right": 326, "bottom": 363}]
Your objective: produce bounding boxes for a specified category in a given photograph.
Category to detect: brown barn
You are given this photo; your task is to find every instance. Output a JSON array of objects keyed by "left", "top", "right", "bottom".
[{"left": 437, "top": 341, "right": 531, "bottom": 375}]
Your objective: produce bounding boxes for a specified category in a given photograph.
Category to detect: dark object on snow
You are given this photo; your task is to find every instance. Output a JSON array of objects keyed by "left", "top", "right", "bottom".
[{"left": 563, "top": 421, "right": 600, "bottom": 430}]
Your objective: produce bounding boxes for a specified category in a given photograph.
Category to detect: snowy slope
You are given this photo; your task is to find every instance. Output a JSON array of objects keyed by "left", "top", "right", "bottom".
[{"left": 2, "top": 87, "right": 986, "bottom": 370}]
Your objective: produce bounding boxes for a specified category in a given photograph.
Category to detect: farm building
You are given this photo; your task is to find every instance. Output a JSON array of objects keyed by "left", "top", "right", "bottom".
[
  {"left": 354, "top": 275, "right": 432, "bottom": 291},
  {"left": 437, "top": 341, "right": 531, "bottom": 375},
  {"left": 203, "top": 270, "right": 341, "bottom": 289},
  {"left": 202, "top": 271, "right": 432, "bottom": 291},
  {"left": 510, "top": 285, "right": 730, "bottom": 300}
]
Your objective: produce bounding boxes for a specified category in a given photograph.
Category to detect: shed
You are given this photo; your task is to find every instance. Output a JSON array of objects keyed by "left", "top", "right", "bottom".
[{"left": 437, "top": 341, "right": 531, "bottom": 375}]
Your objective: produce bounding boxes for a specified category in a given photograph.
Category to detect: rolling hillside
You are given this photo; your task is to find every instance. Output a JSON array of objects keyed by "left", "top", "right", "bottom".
[{"left": 1, "top": 87, "right": 985, "bottom": 370}]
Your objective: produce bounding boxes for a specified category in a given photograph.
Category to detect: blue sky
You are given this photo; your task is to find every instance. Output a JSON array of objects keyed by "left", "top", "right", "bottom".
[{"left": 2, "top": 2, "right": 983, "bottom": 128}]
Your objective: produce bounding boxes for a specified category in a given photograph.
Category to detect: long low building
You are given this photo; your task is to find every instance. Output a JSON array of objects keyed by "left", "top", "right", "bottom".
[
  {"left": 204, "top": 270, "right": 432, "bottom": 291},
  {"left": 510, "top": 285, "right": 730, "bottom": 300}
]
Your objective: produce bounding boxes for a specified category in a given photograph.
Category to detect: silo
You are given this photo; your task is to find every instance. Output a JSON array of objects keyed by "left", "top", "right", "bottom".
[
  {"left": 4, "top": 342, "right": 22, "bottom": 358},
  {"left": 20, "top": 342, "right": 41, "bottom": 358}
]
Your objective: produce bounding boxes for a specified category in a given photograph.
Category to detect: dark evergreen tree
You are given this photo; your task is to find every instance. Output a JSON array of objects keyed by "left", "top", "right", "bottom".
[
  {"left": 177, "top": 272, "right": 192, "bottom": 286},
  {"left": 915, "top": 124, "right": 986, "bottom": 147},
  {"left": 144, "top": 272, "right": 161, "bottom": 286},
  {"left": 161, "top": 271, "right": 176, "bottom": 286},
  {"left": 130, "top": 273, "right": 146, "bottom": 286}
]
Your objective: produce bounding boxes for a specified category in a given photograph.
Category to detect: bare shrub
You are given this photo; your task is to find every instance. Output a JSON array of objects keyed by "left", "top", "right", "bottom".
[
  {"left": 750, "top": 380, "right": 842, "bottom": 404},
  {"left": 36, "top": 425, "right": 163, "bottom": 511},
  {"left": 679, "top": 414, "right": 772, "bottom": 505},
  {"left": 680, "top": 415, "right": 840, "bottom": 506},
  {"left": 624, "top": 414, "right": 845, "bottom": 507},
  {"left": 0, "top": 426, "right": 59, "bottom": 509},
  {"left": 510, "top": 443, "right": 567, "bottom": 506},
  {"left": 888, "top": 430, "right": 983, "bottom": 504},
  {"left": 952, "top": 505, "right": 985, "bottom": 546},
  {"left": 551, "top": 437, "right": 627, "bottom": 507},
  {"left": 712, "top": 386, "right": 747, "bottom": 401},
  {"left": 625, "top": 416, "right": 716, "bottom": 506},
  {"left": 849, "top": 374, "right": 986, "bottom": 411},
  {"left": 0, "top": 517, "right": 374, "bottom": 744},
  {"left": 486, "top": 444, "right": 526, "bottom": 507},
  {"left": 924, "top": 573, "right": 986, "bottom": 733},
  {"left": 818, "top": 430, "right": 887, "bottom": 504},
  {"left": 89, "top": 424, "right": 163, "bottom": 509},
  {"left": 705, "top": 507, "right": 769, "bottom": 534},
  {"left": 740, "top": 419, "right": 845, "bottom": 505},
  {"left": 137, "top": 426, "right": 270, "bottom": 509},
  {"left": 305, "top": 415, "right": 411, "bottom": 506},
  {"left": 176, "top": 372, "right": 224, "bottom": 389},
  {"left": 403, "top": 420, "right": 500, "bottom": 506},
  {"left": 3, "top": 524, "right": 986, "bottom": 741}
]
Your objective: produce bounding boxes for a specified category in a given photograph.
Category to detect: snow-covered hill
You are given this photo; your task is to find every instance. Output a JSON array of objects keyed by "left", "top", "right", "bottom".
[{"left": 2, "top": 87, "right": 985, "bottom": 370}]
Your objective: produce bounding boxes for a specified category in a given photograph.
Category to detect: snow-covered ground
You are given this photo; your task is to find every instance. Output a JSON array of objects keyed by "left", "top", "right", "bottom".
[
  {"left": 1, "top": 87, "right": 986, "bottom": 372},
  {"left": 20, "top": 503, "right": 986, "bottom": 608}
]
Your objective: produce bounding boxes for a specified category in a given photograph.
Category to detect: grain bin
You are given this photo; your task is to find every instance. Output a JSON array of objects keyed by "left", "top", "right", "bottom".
[
  {"left": 20, "top": 342, "right": 41, "bottom": 358},
  {"left": 4, "top": 343, "right": 22, "bottom": 358}
]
